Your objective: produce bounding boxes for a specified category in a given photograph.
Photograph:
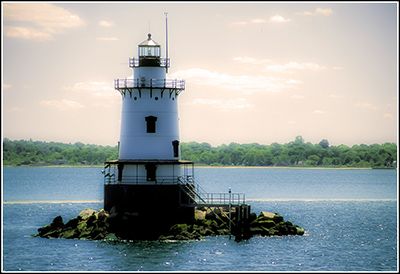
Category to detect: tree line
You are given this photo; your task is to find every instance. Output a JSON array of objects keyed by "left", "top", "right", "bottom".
[
  {"left": 2, "top": 136, "right": 397, "bottom": 168},
  {"left": 2, "top": 138, "right": 118, "bottom": 166}
]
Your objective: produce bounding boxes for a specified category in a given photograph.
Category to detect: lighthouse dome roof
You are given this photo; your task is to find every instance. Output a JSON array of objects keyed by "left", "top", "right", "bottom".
[{"left": 139, "top": 33, "right": 160, "bottom": 47}]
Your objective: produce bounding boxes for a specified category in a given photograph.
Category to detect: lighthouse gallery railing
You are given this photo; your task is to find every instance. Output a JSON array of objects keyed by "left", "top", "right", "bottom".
[
  {"left": 114, "top": 78, "right": 185, "bottom": 90},
  {"left": 104, "top": 173, "right": 245, "bottom": 206}
]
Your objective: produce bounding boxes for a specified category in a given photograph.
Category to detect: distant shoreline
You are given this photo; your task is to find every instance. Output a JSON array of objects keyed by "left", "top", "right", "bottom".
[
  {"left": 4, "top": 198, "right": 397, "bottom": 204},
  {"left": 3, "top": 200, "right": 103, "bottom": 204},
  {"left": 3, "top": 165, "right": 391, "bottom": 170},
  {"left": 194, "top": 166, "right": 375, "bottom": 170}
]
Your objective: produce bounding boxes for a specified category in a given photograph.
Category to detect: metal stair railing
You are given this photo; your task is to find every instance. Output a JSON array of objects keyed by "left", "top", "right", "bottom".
[
  {"left": 177, "top": 176, "right": 237, "bottom": 229},
  {"left": 177, "top": 176, "right": 207, "bottom": 204},
  {"left": 177, "top": 176, "right": 246, "bottom": 206}
]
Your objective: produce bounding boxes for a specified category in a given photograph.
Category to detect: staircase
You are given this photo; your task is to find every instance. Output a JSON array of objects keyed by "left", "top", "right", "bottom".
[
  {"left": 178, "top": 176, "right": 251, "bottom": 240},
  {"left": 177, "top": 176, "right": 246, "bottom": 207}
]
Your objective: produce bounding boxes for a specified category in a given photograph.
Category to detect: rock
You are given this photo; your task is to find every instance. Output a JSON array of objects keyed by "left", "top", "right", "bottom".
[
  {"left": 269, "top": 228, "right": 279, "bottom": 236},
  {"left": 259, "top": 211, "right": 275, "bottom": 219},
  {"left": 64, "top": 217, "right": 80, "bottom": 229},
  {"left": 273, "top": 214, "right": 284, "bottom": 224},
  {"left": 42, "top": 228, "right": 63, "bottom": 238},
  {"left": 249, "top": 212, "right": 257, "bottom": 222},
  {"left": 50, "top": 215, "right": 64, "bottom": 230},
  {"left": 78, "top": 208, "right": 96, "bottom": 220},
  {"left": 295, "top": 226, "right": 305, "bottom": 235},
  {"left": 195, "top": 209, "right": 206, "bottom": 220},
  {"left": 258, "top": 220, "right": 276, "bottom": 229},
  {"left": 250, "top": 226, "right": 265, "bottom": 235},
  {"left": 38, "top": 224, "right": 52, "bottom": 237},
  {"left": 38, "top": 216, "right": 65, "bottom": 238},
  {"left": 96, "top": 209, "right": 109, "bottom": 223},
  {"left": 170, "top": 223, "right": 190, "bottom": 234},
  {"left": 205, "top": 210, "right": 216, "bottom": 220},
  {"left": 37, "top": 209, "right": 110, "bottom": 241},
  {"left": 249, "top": 212, "right": 305, "bottom": 237},
  {"left": 58, "top": 228, "right": 78, "bottom": 239}
]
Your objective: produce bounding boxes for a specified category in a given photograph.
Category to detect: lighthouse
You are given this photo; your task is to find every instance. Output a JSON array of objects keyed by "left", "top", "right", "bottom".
[{"left": 103, "top": 31, "right": 195, "bottom": 239}]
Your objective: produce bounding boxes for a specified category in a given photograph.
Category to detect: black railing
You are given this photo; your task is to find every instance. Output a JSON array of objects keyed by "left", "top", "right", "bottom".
[
  {"left": 104, "top": 175, "right": 182, "bottom": 185},
  {"left": 114, "top": 78, "right": 185, "bottom": 90},
  {"left": 178, "top": 176, "right": 246, "bottom": 205},
  {"left": 129, "top": 57, "right": 170, "bottom": 68},
  {"left": 103, "top": 172, "right": 246, "bottom": 205}
]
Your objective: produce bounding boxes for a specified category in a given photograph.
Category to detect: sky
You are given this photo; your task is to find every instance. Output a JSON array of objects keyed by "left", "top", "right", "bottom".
[{"left": 2, "top": 1, "right": 398, "bottom": 147}]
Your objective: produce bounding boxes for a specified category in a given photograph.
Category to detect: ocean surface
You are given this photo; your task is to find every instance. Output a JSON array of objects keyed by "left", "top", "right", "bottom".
[{"left": 2, "top": 167, "right": 398, "bottom": 271}]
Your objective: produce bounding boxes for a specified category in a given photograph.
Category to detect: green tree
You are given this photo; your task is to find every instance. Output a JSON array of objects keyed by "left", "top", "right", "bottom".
[
  {"left": 319, "top": 139, "right": 330, "bottom": 149},
  {"left": 306, "top": 155, "right": 320, "bottom": 166}
]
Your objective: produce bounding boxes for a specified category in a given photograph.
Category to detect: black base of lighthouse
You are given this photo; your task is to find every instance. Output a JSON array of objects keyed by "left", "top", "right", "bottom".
[{"left": 104, "top": 184, "right": 195, "bottom": 240}]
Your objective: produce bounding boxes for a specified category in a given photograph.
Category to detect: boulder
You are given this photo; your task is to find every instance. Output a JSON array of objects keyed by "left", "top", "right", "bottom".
[
  {"left": 259, "top": 211, "right": 275, "bottom": 219},
  {"left": 58, "top": 228, "right": 78, "bottom": 239},
  {"left": 37, "top": 209, "right": 110, "bottom": 240},
  {"left": 249, "top": 212, "right": 304, "bottom": 237},
  {"left": 38, "top": 225, "right": 52, "bottom": 237},
  {"left": 194, "top": 209, "right": 206, "bottom": 220},
  {"left": 78, "top": 208, "right": 96, "bottom": 220},
  {"left": 258, "top": 220, "right": 276, "bottom": 229},
  {"left": 50, "top": 215, "right": 64, "bottom": 230},
  {"left": 38, "top": 216, "right": 65, "bottom": 238},
  {"left": 64, "top": 217, "right": 80, "bottom": 229}
]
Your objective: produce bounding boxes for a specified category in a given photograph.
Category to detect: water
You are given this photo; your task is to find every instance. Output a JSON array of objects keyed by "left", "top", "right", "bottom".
[{"left": 2, "top": 167, "right": 398, "bottom": 271}]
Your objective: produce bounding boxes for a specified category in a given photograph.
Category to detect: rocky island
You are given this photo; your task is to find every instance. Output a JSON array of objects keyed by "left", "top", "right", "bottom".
[{"left": 36, "top": 207, "right": 305, "bottom": 242}]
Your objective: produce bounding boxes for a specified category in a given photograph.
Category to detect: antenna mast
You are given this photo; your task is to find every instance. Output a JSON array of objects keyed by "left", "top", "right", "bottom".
[{"left": 164, "top": 12, "right": 169, "bottom": 73}]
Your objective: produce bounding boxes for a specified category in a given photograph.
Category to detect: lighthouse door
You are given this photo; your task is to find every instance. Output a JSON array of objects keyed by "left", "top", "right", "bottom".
[{"left": 145, "top": 164, "right": 157, "bottom": 182}]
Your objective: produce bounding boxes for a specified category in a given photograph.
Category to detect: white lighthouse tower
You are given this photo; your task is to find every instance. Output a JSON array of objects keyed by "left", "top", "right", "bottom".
[
  {"left": 117, "top": 33, "right": 185, "bottom": 178},
  {"left": 103, "top": 31, "right": 195, "bottom": 239}
]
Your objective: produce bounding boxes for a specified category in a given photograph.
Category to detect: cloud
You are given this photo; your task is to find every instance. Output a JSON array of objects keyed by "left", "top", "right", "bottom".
[
  {"left": 96, "top": 37, "right": 119, "bottom": 41},
  {"left": 286, "top": 79, "right": 303, "bottom": 84},
  {"left": 295, "top": 11, "right": 314, "bottom": 16},
  {"left": 233, "top": 57, "right": 273, "bottom": 65},
  {"left": 3, "top": 26, "right": 55, "bottom": 42},
  {"left": 230, "top": 15, "right": 291, "bottom": 25},
  {"left": 62, "top": 81, "right": 115, "bottom": 97},
  {"left": 269, "top": 15, "right": 291, "bottom": 23},
  {"left": 330, "top": 94, "right": 346, "bottom": 99},
  {"left": 171, "top": 68, "right": 300, "bottom": 94},
  {"left": 193, "top": 98, "right": 253, "bottom": 111},
  {"left": 3, "top": 106, "right": 24, "bottom": 112},
  {"left": 39, "top": 99, "right": 85, "bottom": 110},
  {"left": 355, "top": 102, "right": 380, "bottom": 110},
  {"left": 3, "top": 3, "right": 86, "bottom": 41},
  {"left": 98, "top": 20, "right": 115, "bottom": 27},
  {"left": 384, "top": 113, "right": 394, "bottom": 119},
  {"left": 230, "top": 21, "right": 248, "bottom": 25},
  {"left": 251, "top": 18, "right": 267, "bottom": 24},
  {"left": 296, "top": 7, "right": 333, "bottom": 16},
  {"left": 313, "top": 110, "right": 326, "bottom": 114},
  {"left": 264, "top": 61, "right": 327, "bottom": 73},
  {"left": 234, "top": 57, "right": 327, "bottom": 74},
  {"left": 291, "top": 94, "right": 304, "bottom": 99},
  {"left": 315, "top": 8, "right": 333, "bottom": 16},
  {"left": 61, "top": 81, "right": 120, "bottom": 107},
  {"left": 3, "top": 83, "right": 12, "bottom": 90}
]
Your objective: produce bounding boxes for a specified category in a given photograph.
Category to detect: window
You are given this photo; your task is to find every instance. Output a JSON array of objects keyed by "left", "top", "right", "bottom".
[
  {"left": 172, "top": 140, "right": 180, "bottom": 157},
  {"left": 145, "top": 164, "right": 157, "bottom": 181},
  {"left": 145, "top": 116, "right": 157, "bottom": 133}
]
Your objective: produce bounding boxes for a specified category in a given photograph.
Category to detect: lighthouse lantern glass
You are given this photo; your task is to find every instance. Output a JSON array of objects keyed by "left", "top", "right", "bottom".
[{"left": 139, "top": 45, "right": 160, "bottom": 57}]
